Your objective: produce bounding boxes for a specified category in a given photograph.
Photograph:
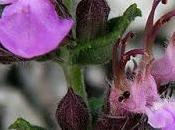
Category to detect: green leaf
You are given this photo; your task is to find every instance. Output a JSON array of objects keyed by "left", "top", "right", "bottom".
[
  {"left": 62, "top": 0, "right": 74, "bottom": 14},
  {"left": 71, "top": 3, "right": 142, "bottom": 65},
  {"left": 88, "top": 97, "right": 104, "bottom": 126},
  {"left": 123, "top": 3, "right": 142, "bottom": 21},
  {"left": 8, "top": 118, "right": 46, "bottom": 130}
]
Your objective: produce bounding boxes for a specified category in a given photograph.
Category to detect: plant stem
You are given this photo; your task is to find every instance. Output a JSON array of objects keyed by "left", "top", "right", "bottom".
[
  {"left": 62, "top": 63, "right": 88, "bottom": 103},
  {"left": 59, "top": 47, "right": 88, "bottom": 102},
  {"left": 69, "top": 65, "right": 87, "bottom": 101},
  {"left": 59, "top": 46, "right": 92, "bottom": 129}
]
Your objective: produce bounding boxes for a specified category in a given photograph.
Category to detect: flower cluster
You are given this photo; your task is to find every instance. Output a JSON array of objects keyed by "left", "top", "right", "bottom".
[
  {"left": 0, "top": 0, "right": 73, "bottom": 58},
  {"left": 2, "top": 0, "right": 175, "bottom": 129},
  {"left": 109, "top": 0, "right": 175, "bottom": 129}
]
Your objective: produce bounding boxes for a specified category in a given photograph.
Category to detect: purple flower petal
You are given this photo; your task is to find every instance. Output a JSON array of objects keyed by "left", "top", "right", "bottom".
[
  {"left": 0, "top": 0, "right": 73, "bottom": 58},
  {"left": 0, "top": 0, "right": 17, "bottom": 4},
  {"left": 146, "top": 101, "right": 175, "bottom": 130},
  {"left": 163, "top": 125, "right": 175, "bottom": 130},
  {"left": 151, "top": 33, "right": 175, "bottom": 84},
  {"left": 109, "top": 74, "right": 159, "bottom": 115},
  {"left": 131, "top": 74, "right": 159, "bottom": 110}
]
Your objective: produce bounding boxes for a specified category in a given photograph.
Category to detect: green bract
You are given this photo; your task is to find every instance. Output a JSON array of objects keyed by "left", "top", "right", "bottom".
[{"left": 72, "top": 4, "right": 142, "bottom": 64}]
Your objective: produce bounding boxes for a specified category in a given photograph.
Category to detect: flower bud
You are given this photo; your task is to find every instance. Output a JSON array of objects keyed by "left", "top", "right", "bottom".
[
  {"left": 76, "top": 0, "right": 110, "bottom": 40},
  {"left": 56, "top": 88, "right": 89, "bottom": 130}
]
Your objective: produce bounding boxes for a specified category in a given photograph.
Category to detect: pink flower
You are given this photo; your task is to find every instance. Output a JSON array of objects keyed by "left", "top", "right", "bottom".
[
  {"left": 151, "top": 33, "right": 175, "bottom": 85},
  {"left": 144, "top": 0, "right": 175, "bottom": 85},
  {"left": 110, "top": 71, "right": 175, "bottom": 129},
  {"left": 146, "top": 100, "right": 175, "bottom": 130},
  {"left": 109, "top": 0, "right": 175, "bottom": 129},
  {"left": 109, "top": 72, "right": 159, "bottom": 115},
  {"left": 0, "top": 0, "right": 73, "bottom": 58},
  {"left": 0, "top": 0, "right": 17, "bottom": 4}
]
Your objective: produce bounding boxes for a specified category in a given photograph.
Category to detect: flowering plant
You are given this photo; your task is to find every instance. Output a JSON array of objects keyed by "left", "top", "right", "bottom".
[{"left": 0, "top": 0, "right": 175, "bottom": 130}]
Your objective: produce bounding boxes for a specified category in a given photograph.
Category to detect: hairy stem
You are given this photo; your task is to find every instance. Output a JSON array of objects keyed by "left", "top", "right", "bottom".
[
  {"left": 69, "top": 65, "right": 88, "bottom": 101},
  {"left": 60, "top": 46, "right": 92, "bottom": 129},
  {"left": 59, "top": 47, "right": 88, "bottom": 102}
]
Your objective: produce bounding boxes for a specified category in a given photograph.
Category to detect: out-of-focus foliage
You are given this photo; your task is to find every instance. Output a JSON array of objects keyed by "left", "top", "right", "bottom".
[
  {"left": 8, "top": 118, "right": 46, "bottom": 130},
  {"left": 88, "top": 96, "right": 104, "bottom": 126}
]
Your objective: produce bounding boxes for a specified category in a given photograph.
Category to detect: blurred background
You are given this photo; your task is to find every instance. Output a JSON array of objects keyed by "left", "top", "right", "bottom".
[{"left": 0, "top": 0, "right": 175, "bottom": 130}]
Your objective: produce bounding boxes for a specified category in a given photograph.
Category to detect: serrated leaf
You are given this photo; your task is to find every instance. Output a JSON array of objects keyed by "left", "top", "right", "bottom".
[
  {"left": 72, "top": 3, "right": 142, "bottom": 65},
  {"left": 76, "top": 0, "right": 110, "bottom": 40},
  {"left": 8, "top": 118, "right": 46, "bottom": 130}
]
